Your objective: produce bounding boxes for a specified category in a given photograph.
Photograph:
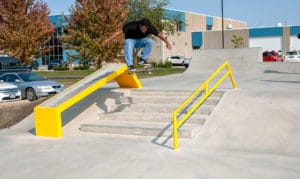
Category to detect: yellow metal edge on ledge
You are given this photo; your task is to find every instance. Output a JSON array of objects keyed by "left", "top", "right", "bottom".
[
  {"left": 57, "top": 64, "right": 142, "bottom": 112},
  {"left": 34, "top": 106, "right": 62, "bottom": 138},
  {"left": 115, "top": 71, "right": 143, "bottom": 88}
]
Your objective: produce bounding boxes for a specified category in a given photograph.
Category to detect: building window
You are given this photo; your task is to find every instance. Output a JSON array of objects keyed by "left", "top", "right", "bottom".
[
  {"left": 176, "top": 21, "right": 183, "bottom": 32},
  {"left": 41, "top": 28, "right": 63, "bottom": 65},
  {"left": 206, "top": 25, "right": 213, "bottom": 31}
]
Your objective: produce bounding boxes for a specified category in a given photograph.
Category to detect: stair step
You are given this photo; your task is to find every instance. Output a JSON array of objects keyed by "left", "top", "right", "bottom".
[
  {"left": 98, "top": 112, "right": 207, "bottom": 125},
  {"left": 130, "top": 90, "right": 225, "bottom": 98},
  {"left": 80, "top": 120, "right": 202, "bottom": 138},
  {"left": 79, "top": 90, "right": 225, "bottom": 139},
  {"left": 119, "top": 96, "right": 221, "bottom": 105},
  {"left": 117, "top": 103, "right": 214, "bottom": 115},
  {"left": 129, "top": 90, "right": 193, "bottom": 96}
]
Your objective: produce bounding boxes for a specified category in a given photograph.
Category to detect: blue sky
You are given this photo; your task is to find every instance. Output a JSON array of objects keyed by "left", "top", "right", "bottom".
[{"left": 45, "top": 0, "right": 300, "bottom": 28}]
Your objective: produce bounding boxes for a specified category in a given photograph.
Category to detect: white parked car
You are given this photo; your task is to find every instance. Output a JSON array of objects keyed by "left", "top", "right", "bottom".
[
  {"left": 0, "top": 72, "right": 63, "bottom": 101},
  {"left": 183, "top": 57, "right": 191, "bottom": 68},
  {"left": 167, "top": 55, "right": 191, "bottom": 68},
  {"left": 167, "top": 55, "right": 185, "bottom": 65},
  {"left": 284, "top": 50, "right": 300, "bottom": 62},
  {"left": 0, "top": 81, "right": 21, "bottom": 102}
]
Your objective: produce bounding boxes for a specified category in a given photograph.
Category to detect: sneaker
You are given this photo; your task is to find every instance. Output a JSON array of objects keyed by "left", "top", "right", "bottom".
[
  {"left": 138, "top": 59, "right": 145, "bottom": 65},
  {"left": 128, "top": 66, "right": 136, "bottom": 71},
  {"left": 138, "top": 58, "right": 150, "bottom": 65},
  {"left": 143, "top": 60, "right": 150, "bottom": 65}
]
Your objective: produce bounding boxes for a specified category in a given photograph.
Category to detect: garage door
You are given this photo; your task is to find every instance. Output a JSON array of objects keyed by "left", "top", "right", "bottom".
[
  {"left": 249, "top": 37, "right": 282, "bottom": 52},
  {"left": 290, "top": 36, "right": 300, "bottom": 50}
]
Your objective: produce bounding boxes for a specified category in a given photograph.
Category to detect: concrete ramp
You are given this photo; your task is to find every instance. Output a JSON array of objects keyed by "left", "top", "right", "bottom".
[
  {"left": 186, "top": 48, "right": 261, "bottom": 74},
  {"left": 198, "top": 90, "right": 300, "bottom": 156},
  {"left": 184, "top": 48, "right": 300, "bottom": 156},
  {"left": 186, "top": 48, "right": 300, "bottom": 74}
]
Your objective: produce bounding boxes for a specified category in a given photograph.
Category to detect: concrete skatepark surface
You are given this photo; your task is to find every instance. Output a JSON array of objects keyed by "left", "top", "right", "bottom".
[{"left": 1, "top": 48, "right": 300, "bottom": 178}]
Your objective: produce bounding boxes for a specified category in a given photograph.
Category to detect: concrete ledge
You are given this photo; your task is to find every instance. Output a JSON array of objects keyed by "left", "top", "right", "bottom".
[{"left": 34, "top": 63, "right": 142, "bottom": 138}]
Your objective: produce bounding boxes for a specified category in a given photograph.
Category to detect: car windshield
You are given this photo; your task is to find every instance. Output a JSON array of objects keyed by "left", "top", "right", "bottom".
[
  {"left": 286, "top": 51, "right": 298, "bottom": 56},
  {"left": 263, "top": 51, "right": 273, "bottom": 56},
  {"left": 0, "top": 57, "right": 22, "bottom": 66},
  {"left": 18, "top": 73, "right": 45, "bottom": 82}
]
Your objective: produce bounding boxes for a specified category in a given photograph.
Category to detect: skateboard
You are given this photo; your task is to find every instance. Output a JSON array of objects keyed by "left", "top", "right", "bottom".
[{"left": 128, "top": 64, "right": 153, "bottom": 74}]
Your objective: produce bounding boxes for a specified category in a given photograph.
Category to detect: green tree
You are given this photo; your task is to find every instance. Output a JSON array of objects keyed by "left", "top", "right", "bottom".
[
  {"left": 61, "top": 0, "right": 180, "bottom": 68},
  {"left": 231, "top": 34, "right": 245, "bottom": 48},
  {"left": 0, "top": 0, "right": 55, "bottom": 64},
  {"left": 127, "top": 0, "right": 181, "bottom": 36},
  {"left": 60, "top": 0, "right": 128, "bottom": 69}
]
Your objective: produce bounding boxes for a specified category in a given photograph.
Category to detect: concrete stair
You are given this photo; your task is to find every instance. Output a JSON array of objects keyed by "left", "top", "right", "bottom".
[
  {"left": 81, "top": 120, "right": 202, "bottom": 138},
  {"left": 95, "top": 112, "right": 207, "bottom": 125},
  {"left": 80, "top": 90, "right": 225, "bottom": 139}
]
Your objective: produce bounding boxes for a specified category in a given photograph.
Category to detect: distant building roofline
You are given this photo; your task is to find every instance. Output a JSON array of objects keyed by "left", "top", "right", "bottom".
[{"left": 165, "top": 8, "right": 247, "bottom": 24}]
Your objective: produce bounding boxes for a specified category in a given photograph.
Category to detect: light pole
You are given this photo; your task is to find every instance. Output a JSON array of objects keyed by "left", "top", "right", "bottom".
[{"left": 221, "top": 0, "right": 224, "bottom": 48}]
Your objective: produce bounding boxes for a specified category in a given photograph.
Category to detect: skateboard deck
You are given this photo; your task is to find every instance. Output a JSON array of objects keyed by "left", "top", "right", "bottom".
[{"left": 128, "top": 66, "right": 153, "bottom": 74}]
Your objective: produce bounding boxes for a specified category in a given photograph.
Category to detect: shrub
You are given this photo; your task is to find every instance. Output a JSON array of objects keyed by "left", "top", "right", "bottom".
[
  {"left": 73, "top": 65, "right": 90, "bottom": 70},
  {"left": 54, "top": 66, "right": 69, "bottom": 71},
  {"left": 151, "top": 61, "right": 172, "bottom": 68},
  {"left": 164, "top": 61, "right": 173, "bottom": 68}
]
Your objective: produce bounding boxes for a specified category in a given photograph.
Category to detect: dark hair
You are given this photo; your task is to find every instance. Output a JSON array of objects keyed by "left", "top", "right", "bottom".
[{"left": 139, "top": 18, "right": 152, "bottom": 27}]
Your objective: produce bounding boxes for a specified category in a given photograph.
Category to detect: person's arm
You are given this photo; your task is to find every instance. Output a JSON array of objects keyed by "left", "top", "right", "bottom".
[
  {"left": 157, "top": 33, "right": 172, "bottom": 49},
  {"left": 102, "top": 30, "right": 123, "bottom": 46}
]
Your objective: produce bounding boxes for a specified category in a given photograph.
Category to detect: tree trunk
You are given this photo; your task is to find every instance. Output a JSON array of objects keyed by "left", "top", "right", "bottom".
[{"left": 96, "top": 57, "right": 102, "bottom": 69}]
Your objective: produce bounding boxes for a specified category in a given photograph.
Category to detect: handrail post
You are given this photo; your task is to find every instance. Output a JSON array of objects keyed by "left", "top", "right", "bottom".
[
  {"left": 225, "top": 62, "right": 237, "bottom": 88},
  {"left": 173, "top": 112, "right": 179, "bottom": 150}
]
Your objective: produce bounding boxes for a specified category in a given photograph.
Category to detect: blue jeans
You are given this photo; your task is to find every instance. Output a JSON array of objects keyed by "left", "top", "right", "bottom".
[{"left": 124, "top": 38, "right": 152, "bottom": 67}]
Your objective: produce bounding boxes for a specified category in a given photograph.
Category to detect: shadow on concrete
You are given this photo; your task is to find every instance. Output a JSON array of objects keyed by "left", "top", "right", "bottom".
[
  {"left": 261, "top": 79, "right": 300, "bottom": 84},
  {"left": 264, "top": 70, "right": 300, "bottom": 75},
  {"left": 28, "top": 128, "right": 35, "bottom": 135},
  {"left": 151, "top": 122, "right": 173, "bottom": 150},
  {"left": 151, "top": 91, "right": 208, "bottom": 150},
  {"left": 61, "top": 88, "right": 123, "bottom": 126}
]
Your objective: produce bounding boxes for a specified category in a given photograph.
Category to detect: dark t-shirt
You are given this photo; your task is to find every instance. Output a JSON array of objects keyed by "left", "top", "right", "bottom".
[{"left": 122, "top": 20, "right": 159, "bottom": 39}]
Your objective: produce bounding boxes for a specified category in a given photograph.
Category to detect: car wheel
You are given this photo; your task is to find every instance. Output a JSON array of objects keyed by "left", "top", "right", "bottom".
[{"left": 26, "top": 88, "right": 37, "bottom": 101}]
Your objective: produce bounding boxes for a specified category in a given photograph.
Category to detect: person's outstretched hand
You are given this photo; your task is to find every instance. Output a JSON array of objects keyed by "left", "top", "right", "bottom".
[
  {"left": 166, "top": 42, "right": 172, "bottom": 50},
  {"left": 102, "top": 39, "right": 110, "bottom": 46}
]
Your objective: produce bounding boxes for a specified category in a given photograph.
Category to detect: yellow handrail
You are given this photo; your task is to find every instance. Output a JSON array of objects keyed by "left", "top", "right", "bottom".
[{"left": 173, "top": 61, "right": 237, "bottom": 150}]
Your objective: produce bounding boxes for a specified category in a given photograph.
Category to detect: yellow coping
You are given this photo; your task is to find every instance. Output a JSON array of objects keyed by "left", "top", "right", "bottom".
[{"left": 34, "top": 64, "right": 142, "bottom": 138}]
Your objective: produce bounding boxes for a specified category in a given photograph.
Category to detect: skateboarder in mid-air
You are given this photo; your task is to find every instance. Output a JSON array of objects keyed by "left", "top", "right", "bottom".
[{"left": 102, "top": 18, "right": 172, "bottom": 71}]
